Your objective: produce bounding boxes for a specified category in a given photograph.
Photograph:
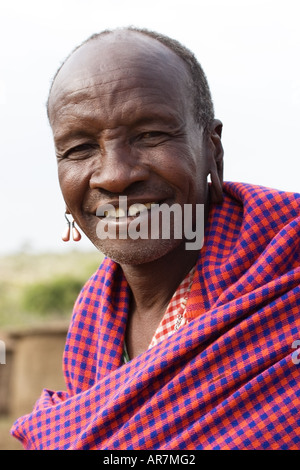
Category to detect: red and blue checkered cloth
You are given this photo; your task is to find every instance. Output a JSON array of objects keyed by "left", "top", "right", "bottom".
[{"left": 11, "top": 182, "right": 300, "bottom": 449}]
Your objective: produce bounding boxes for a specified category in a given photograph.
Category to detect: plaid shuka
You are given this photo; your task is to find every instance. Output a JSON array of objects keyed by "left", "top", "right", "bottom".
[{"left": 11, "top": 182, "right": 300, "bottom": 450}]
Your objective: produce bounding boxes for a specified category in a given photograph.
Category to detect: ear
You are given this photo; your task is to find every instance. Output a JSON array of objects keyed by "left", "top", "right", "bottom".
[{"left": 208, "top": 119, "right": 224, "bottom": 204}]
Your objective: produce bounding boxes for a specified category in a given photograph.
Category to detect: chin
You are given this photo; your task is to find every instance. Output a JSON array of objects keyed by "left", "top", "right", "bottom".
[{"left": 92, "top": 238, "right": 182, "bottom": 266}]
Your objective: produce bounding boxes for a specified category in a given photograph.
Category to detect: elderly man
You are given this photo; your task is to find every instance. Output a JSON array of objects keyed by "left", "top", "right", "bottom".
[{"left": 12, "top": 28, "right": 300, "bottom": 450}]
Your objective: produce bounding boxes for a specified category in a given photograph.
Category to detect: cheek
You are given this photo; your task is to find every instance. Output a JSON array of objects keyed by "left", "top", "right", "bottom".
[
  {"left": 58, "top": 162, "right": 89, "bottom": 209},
  {"left": 150, "top": 145, "right": 198, "bottom": 192}
]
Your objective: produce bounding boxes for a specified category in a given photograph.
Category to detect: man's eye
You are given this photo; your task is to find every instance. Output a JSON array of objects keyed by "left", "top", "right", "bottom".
[
  {"left": 140, "top": 132, "right": 164, "bottom": 139},
  {"left": 62, "top": 144, "right": 98, "bottom": 159},
  {"left": 135, "top": 131, "right": 169, "bottom": 144}
]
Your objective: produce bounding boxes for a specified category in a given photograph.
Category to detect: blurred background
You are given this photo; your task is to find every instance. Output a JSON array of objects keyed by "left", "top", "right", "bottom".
[{"left": 0, "top": 0, "right": 299, "bottom": 449}]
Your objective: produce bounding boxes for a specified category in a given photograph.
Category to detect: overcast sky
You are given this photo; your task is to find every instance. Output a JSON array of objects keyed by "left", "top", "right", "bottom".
[{"left": 0, "top": 0, "right": 299, "bottom": 255}]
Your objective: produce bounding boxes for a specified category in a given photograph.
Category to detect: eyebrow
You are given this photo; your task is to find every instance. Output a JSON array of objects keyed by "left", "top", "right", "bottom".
[
  {"left": 54, "top": 129, "right": 95, "bottom": 149},
  {"left": 129, "top": 111, "right": 185, "bottom": 130}
]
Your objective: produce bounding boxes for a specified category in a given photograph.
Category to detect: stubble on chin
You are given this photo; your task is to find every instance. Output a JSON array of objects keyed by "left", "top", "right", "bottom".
[{"left": 91, "top": 238, "right": 182, "bottom": 266}]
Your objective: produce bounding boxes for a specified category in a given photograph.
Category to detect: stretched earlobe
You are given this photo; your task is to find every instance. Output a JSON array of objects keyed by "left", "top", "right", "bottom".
[
  {"left": 209, "top": 166, "right": 224, "bottom": 204},
  {"left": 208, "top": 119, "right": 224, "bottom": 204},
  {"left": 61, "top": 213, "right": 71, "bottom": 242},
  {"left": 72, "top": 221, "right": 82, "bottom": 241},
  {"left": 62, "top": 212, "right": 81, "bottom": 242}
]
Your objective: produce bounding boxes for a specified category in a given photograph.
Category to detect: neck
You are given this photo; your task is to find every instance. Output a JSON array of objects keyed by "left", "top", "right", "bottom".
[
  {"left": 121, "top": 242, "right": 199, "bottom": 320},
  {"left": 120, "top": 242, "right": 199, "bottom": 359}
]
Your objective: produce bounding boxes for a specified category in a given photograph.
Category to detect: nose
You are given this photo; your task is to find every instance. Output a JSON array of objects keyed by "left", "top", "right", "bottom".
[{"left": 89, "top": 143, "right": 149, "bottom": 193}]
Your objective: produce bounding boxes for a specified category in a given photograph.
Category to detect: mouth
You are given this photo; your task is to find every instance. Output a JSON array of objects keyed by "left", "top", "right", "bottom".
[
  {"left": 105, "top": 202, "right": 159, "bottom": 219},
  {"left": 96, "top": 199, "right": 164, "bottom": 220},
  {"left": 93, "top": 196, "right": 185, "bottom": 245}
]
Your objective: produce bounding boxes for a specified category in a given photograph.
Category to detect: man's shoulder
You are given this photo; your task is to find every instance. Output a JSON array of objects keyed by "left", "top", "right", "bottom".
[
  {"left": 223, "top": 181, "right": 300, "bottom": 215},
  {"left": 223, "top": 180, "right": 300, "bottom": 199}
]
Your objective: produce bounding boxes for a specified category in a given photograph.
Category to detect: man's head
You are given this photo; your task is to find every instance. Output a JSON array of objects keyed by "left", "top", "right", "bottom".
[{"left": 48, "top": 28, "right": 224, "bottom": 264}]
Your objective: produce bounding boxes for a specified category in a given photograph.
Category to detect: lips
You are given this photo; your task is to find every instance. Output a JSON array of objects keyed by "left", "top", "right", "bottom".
[
  {"left": 96, "top": 198, "right": 164, "bottom": 219},
  {"left": 105, "top": 202, "right": 159, "bottom": 218}
]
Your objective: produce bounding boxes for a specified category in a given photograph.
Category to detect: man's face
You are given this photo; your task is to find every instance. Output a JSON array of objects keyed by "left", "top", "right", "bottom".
[{"left": 48, "top": 32, "right": 221, "bottom": 264}]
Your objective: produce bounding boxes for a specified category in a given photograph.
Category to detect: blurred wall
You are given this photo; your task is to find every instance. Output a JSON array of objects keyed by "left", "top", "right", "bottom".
[{"left": 0, "top": 322, "right": 68, "bottom": 449}]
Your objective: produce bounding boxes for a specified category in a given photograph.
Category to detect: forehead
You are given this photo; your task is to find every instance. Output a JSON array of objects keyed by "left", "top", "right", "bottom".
[{"left": 48, "top": 32, "right": 193, "bottom": 125}]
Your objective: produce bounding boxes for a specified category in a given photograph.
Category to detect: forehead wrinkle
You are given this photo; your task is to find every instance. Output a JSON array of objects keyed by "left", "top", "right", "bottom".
[
  {"left": 49, "top": 41, "right": 195, "bottom": 134},
  {"left": 54, "top": 98, "right": 185, "bottom": 137},
  {"left": 54, "top": 62, "right": 176, "bottom": 89},
  {"left": 50, "top": 59, "right": 191, "bottom": 114},
  {"left": 56, "top": 83, "right": 171, "bottom": 106},
  {"left": 51, "top": 79, "right": 188, "bottom": 129}
]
